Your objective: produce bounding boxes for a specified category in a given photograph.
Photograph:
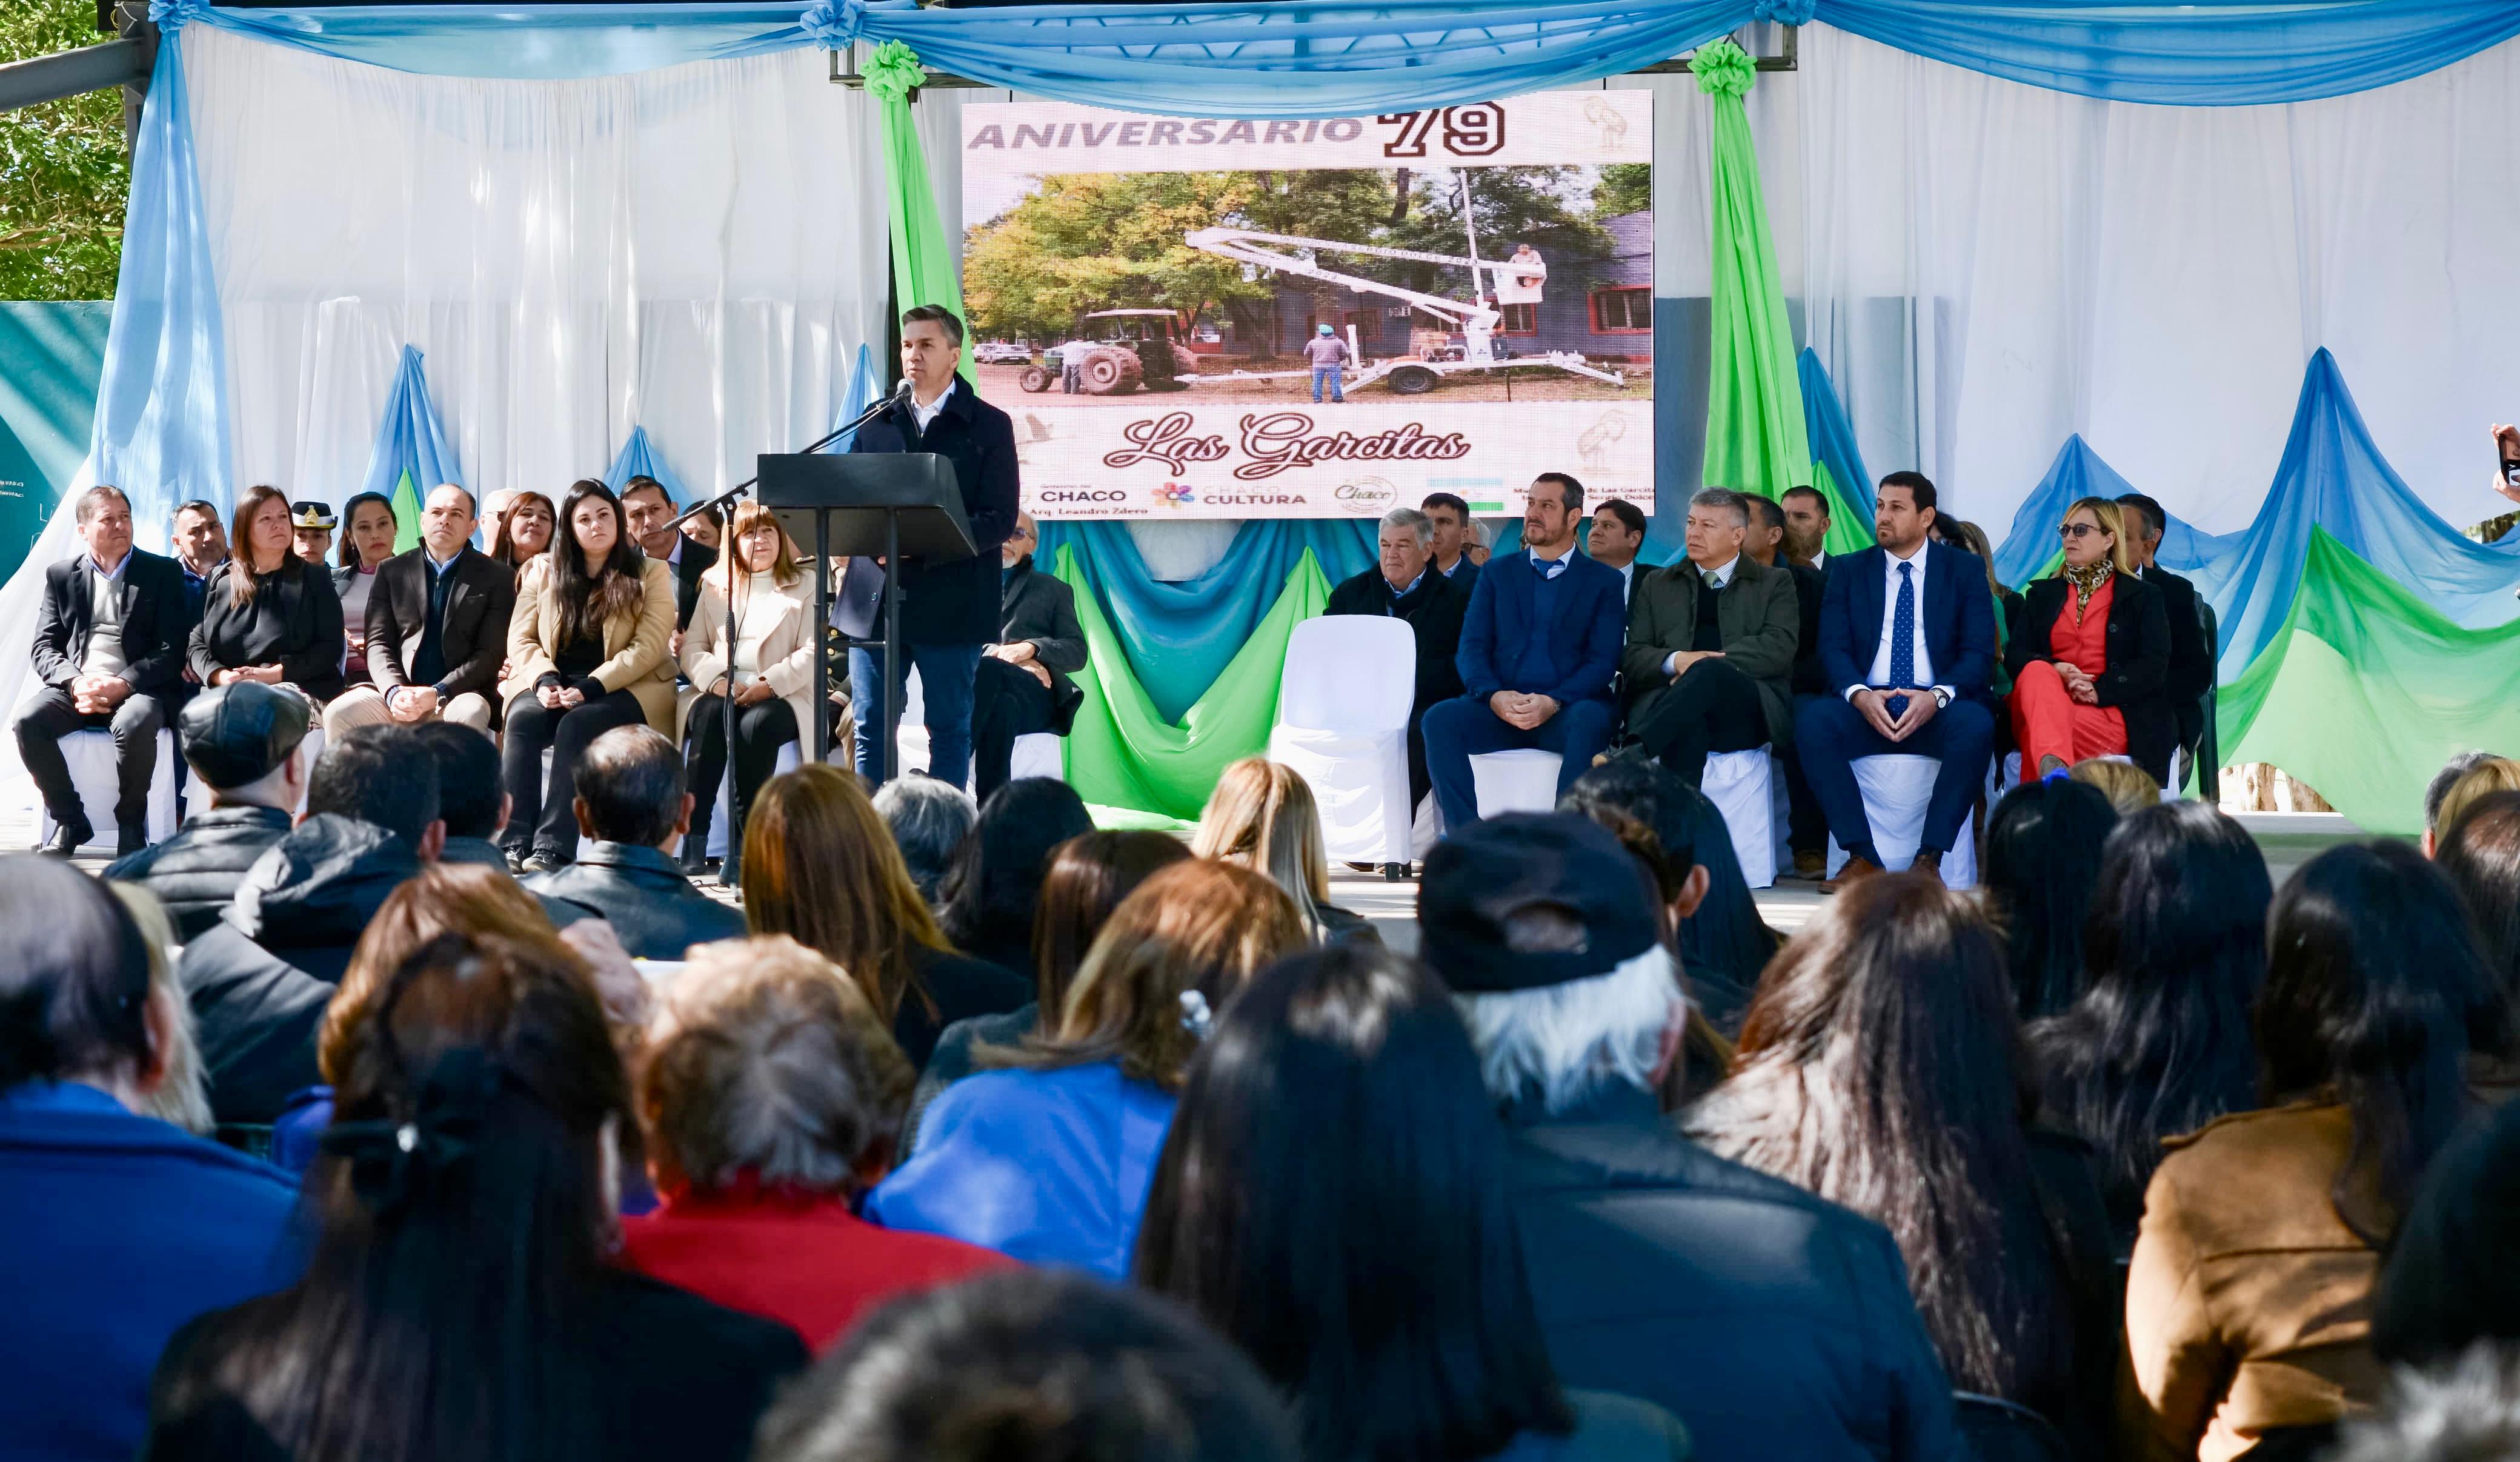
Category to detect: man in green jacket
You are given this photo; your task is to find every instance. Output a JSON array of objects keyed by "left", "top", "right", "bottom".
[{"left": 1619, "top": 487, "right": 1800, "bottom": 786}]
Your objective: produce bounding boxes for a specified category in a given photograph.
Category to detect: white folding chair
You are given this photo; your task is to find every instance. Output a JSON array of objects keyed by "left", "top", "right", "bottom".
[
  {"left": 1267, "top": 615, "right": 1417, "bottom": 866},
  {"left": 33, "top": 726, "right": 181, "bottom": 851},
  {"left": 1703, "top": 749, "right": 1776, "bottom": 890},
  {"left": 1468, "top": 748, "right": 1563, "bottom": 819},
  {"left": 1826, "top": 754, "right": 1980, "bottom": 889}
]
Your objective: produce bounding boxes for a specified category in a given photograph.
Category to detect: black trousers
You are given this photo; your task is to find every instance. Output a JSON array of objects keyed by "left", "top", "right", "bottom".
[
  {"left": 1629, "top": 657, "right": 1769, "bottom": 788},
  {"left": 501, "top": 688, "right": 647, "bottom": 858},
  {"left": 13, "top": 685, "right": 165, "bottom": 834},
  {"left": 685, "top": 693, "right": 799, "bottom": 860},
  {"left": 1784, "top": 693, "right": 1829, "bottom": 856},
  {"left": 969, "top": 655, "right": 1056, "bottom": 807}
]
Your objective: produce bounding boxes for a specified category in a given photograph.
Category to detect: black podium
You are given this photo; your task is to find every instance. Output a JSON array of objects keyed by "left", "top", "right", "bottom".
[{"left": 756, "top": 452, "right": 976, "bottom": 784}]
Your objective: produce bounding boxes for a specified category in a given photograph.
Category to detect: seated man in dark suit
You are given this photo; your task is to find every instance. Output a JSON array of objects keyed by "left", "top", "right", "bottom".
[
  {"left": 1420, "top": 491, "right": 1481, "bottom": 590},
  {"left": 1422, "top": 473, "right": 1624, "bottom": 832},
  {"left": 1792, "top": 471, "right": 1998, "bottom": 889},
  {"left": 525, "top": 725, "right": 744, "bottom": 960},
  {"left": 322, "top": 483, "right": 516, "bottom": 736},
  {"left": 15, "top": 485, "right": 193, "bottom": 857},
  {"left": 1325, "top": 505, "right": 1469, "bottom": 814},
  {"left": 970, "top": 512, "right": 1088, "bottom": 806},
  {"left": 622, "top": 473, "right": 717, "bottom": 637},
  {"left": 2115, "top": 491, "right": 2214, "bottom": 765},
  {"left": 1748, "top": 493, "right": 1830, "bottom": 876},
  {"left": 1621, "top": 488, "right": 1798, "bottom": 788}
]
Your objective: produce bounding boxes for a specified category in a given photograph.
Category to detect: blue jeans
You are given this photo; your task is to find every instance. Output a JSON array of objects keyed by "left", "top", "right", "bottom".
[
  {"left": 849, "top": 642, "right": 984, "bottom": 789},
  {"left": 1311, "top": 365, "right": 1344, "bottom": 402},
  {"left": 1421, "top": 693, "right": 1617, "bottom": 832}
]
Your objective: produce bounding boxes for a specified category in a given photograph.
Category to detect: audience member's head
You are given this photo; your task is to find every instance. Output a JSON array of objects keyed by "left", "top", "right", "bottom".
[
  {"left": 2375, "top": 1100, "right": 2520, "bottom": 1369},
  {"left": 753, "top": 1269, "right": 1298, "bottom": 1462},
  {"left": 1425, "top": 814, "right": 1679, "bottom": 1115},
  {"left": 872, "top": 775, "right": 979, "bottom": 905},
  {"left": 319, "top": 862, "right": 569, "bottom": 1086},
  {"left": 2259, "top": 842, "right": 2515, "bottom": 1240},
  {"left": 491, "top": 489, "right": 557, "bottom": 569},
  {"left": 2438, "top": 791, "right": 2520, "bottom": 1015},
  {"left": 1983, "top": 777, "right": 2119, "bottom": 1022},
  {"left": 105, "top": 883, "right": 211, "bottom": 1135},
  {"left": 0, "top": 857, "right": 161, "bottom": 1106},
  {"left": 2028, "top": 802, "right": 2270, "bottom": 1213},
  {"left": 408, "top": 721, "right": 505, "bottom": 842},
  {"left": 745, "top": 765, "right": 950, "bottom": 1028},
  {"left": 570, "top": 725, "right": 690, "bottom": 852},
  {"left": 2434, "top": 759, "right": 2520, "bottom": 859},
  {"left": 1780, "top": 483, "right": 1830, "bottom": 561},
  {"left": 2329, "top": 1346, "right": 2520, "bottom": 1462},
  {"left": 1137, "top": 945, "right": 1573, "bottom": 1460},
  {"left": 1587, "top": 496, "right": 1646, "bottom": 570},
  {"left": 172, "top": 497, "right": 227, "bottom": 571},
  {"left": 1743, "top": 492, "right": 1787, "bottom": 566},
  {"left": 1191, "top": 757, "right": 1337, "bottom": 936},
  {"left": 1007, "top": 860, "right": 1306, "bottom": 1093},
  {"left": 938, "top": 779, "right": 1095, "bottom": 969},
  {"left": 2069, "top": 756, "right": 2161, "bottom": 814},
  {"left": 1028, "top": 831, "right": 1194, "bottom": 1018},
  {"left": 2424, "top": 749, "right": 2502, "bottom": 852},
  {"left": 306, "top": 723, "right": 444, "bottom": 857},
  {"left": 639, "top": 936, "right": 913, "bottom": 1202},
  {"left": 176, "top": 680, "right": 311, "bottom": 806},
  {"left": 1687, "top": 873, "right": 2064, "bottom": 1404}
]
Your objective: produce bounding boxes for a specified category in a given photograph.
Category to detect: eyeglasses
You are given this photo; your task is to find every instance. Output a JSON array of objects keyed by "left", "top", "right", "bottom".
[{"left": 2058, "top": 522, "right": 2104, "bottom": 540}]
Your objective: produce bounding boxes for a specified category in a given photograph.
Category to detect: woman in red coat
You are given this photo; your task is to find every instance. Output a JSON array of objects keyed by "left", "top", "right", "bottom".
[{"left": 2005, "top": 496, "right": 2175, "bottom": 787}]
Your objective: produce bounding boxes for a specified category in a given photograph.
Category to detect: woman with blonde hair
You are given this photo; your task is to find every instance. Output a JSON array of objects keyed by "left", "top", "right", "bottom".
[
  {"left": 2431, "top": 757, "right": 2520, "bottom": 855},
  {"left": 867, "top": 860, "right": 1307, "bottom": 1277},
  {"left": 679, "top": 502, "right": 816, "bottom": 885},
  {"left": 740, "top": 763, "right": 1029, "bottom": 1070},
  {"left": 1190, "top": 756, "right": 1377, "bottom": 945},
  {"left": 2006, "top": 495, "right": 2175, "bottom": 786},
  {"left": 2069, "top": 755, "right": 2163, "bottom": 815}
]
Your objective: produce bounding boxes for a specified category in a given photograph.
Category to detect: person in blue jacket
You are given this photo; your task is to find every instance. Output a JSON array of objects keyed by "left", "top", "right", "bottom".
[
  {"left": 1421, "top": 472, "right": 1627, "bottom": 832},
  {"left": 867, "top": 860, "right": 1306, "bottom": 1278},
  {"left": 0, "top": 856, "right": 298, "bottom": 1462}
]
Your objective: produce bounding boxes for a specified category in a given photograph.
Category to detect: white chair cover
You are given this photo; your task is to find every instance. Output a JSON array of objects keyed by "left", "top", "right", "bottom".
[
  {"left": 1011, "top": 732, "right": 1064, "bottom": 782},
  {"left": 35, "top": 727, "right": 181, "bottom": 849},
  {"left": 1826, "top": 754, "right": 1981, "bottom": 889},
  {"left": 1268, "top": 615, "right": 1417, "bottom": 865},
  {"left": 1703, "top": 749, "right": 1775, "bottom": 891},
  {"left": 1469, "top": 748, "right": 1563, "bottom": 819}
]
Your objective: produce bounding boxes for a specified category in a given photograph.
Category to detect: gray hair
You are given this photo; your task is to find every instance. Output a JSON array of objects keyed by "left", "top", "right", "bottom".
[
  {"left": 2331, "top": 1346, "right": 2520, "bottom": 1462},
  {"left": 1689, "top": 487, "right": 1751, "bottom": 530},
  {"left": 873, "top": 774, "right": 979, "bottom": 904},
  {"left": 1454, "top": 945, "right": 1686, "bottom": 1114},
  {"left": 1378, "top": 507, "right": 1434, "bottom": 549}
]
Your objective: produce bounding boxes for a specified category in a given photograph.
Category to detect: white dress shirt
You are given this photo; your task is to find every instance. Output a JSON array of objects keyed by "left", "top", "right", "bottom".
[
  {"left": 1663, "top": 554, "right": 1737, "bottom": 676},
  {"left": 1849, "top": 539, "right": 1954, "bottom": 704},
  {"left": 1530, "top": 547, "right": 1574, "bottom": 580},
  {"left": 1616, "top": 560, "right": 1635, "bottom": 602},
  {"left": 912, "top": 378, "right": 957, "bottom": 434}
]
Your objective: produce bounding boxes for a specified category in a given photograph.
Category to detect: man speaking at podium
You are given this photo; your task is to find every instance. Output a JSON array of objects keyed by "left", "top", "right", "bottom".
[{"left": 844, "top": 304, "right": 1020, "bottom": 789}]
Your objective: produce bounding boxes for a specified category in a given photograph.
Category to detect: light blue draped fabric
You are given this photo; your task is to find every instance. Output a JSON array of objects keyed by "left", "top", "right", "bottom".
[
  {"left": 1798, "top": 347, "right": 1874, "bottom": 519},
  {"left": 603, "top": 425, "right": 693, "bottom": 505},
  {"left": 357, "top": 345, "right": 465, "bottom": 505},
  {"left": 1036, "top": 519, "right": 1373, "bottom": 722},
  {"left": 822, "top": 344, "right": 883, "bottom": 454}
]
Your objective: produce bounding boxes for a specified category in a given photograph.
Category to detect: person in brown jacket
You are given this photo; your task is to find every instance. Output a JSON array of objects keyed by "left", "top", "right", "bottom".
[
  {"left": 2121, "top": 842, "right": 2518, "bottom": 1462},
  {"left": 1619, "top": 487, "right": 1799, "bottom": 788}
]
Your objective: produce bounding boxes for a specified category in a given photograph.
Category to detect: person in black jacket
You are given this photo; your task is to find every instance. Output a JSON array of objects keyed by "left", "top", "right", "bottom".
[
  {"left": 842, "top": 305, "right": 1020, "bottom": 791},
  {"left": 324, "top": 483, "right": 516, "bottom": 736},
  {"left": 621, "top": 474, "right": 717, "bottom": 636},
  {"left": 15, "top": 485, "right": 194, "bottom": 856},
  {"left": 176, "top": 725, "right": 445, "bottom": 1124},
  {"left": 1747, "top": 493, "right": 1831, "bottom": 877},
  {"left": 105, "top": 682, "right": 311, "bottom": 941},
  {"left": 1323, "top": 506, "right": 1469, "bottom": 813},
  {"left": 189, "top": 485, "right": 347, "bottom": 705},
  {"left": 2115, "top": 492, "right": 2215, "bottom": 765},
  {"left": 969, "top": 513, "right": 1088, "bottom": 806},
  {"left": 524, "top": 726, "right": 743, "bottom": 960},
  {"left": 2006, "top": 496, "right": 2174, "bottom": 786}
]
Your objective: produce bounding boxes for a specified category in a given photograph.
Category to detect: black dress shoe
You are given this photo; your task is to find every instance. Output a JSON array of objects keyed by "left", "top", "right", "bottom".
[
  {"left": 116, "top": 823, "right": 148, "bottom": 859},
  {"left": 38, "top": 821, "right": 91, "bottom": 857}
]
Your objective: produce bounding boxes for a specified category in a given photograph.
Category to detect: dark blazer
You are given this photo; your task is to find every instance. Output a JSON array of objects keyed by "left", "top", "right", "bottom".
[
  {"left": 1455, "top": 550, "right": 1625, "bottom": 707},
  {"left": 1326, "top": 565, "right": 1470, "bottom": 716},
  {"left": 1000, "top": 553, "right": 1088, "bottom": 734},
  {"left": 1815, "top": 542, "right": 1997, "bottom": 705},
  {"left": 524, "top": 842, "right": 745, "bottom": 961},
  {"left": 30, "top": 548, "right": 193, "bottom": 697},
  {"left": 2007, "top": 570, "right": 2175, "bottom": 786},
  {"left": 2140, "top": 563, "right": 2213, "bottom": 751},
  {"left": 1786, "top": 559, "right": 1827, "bottom": 697},
  {"left": 848, "top": 376, "right": 1022, "bottom": 646},
  {"left": 186, "top": 557, "right": 346, "bottom": 702},
  {"left": 1621, "top": 555, "right": 1801, "bottom": 746},
  {"left": 1439, "top": 553, "right": 1481, "bottom": 593},
  {"left": 670, "top": 537, "right": 719, "bottom": 632},
  {"left": 361, "top": 544, "right": 517, "bottom": 700}
]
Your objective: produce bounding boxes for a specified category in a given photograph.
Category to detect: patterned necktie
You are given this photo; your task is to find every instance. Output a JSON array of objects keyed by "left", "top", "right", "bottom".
[{"left": 1886, "top": 559, "right": 1917, "bottom": 719}]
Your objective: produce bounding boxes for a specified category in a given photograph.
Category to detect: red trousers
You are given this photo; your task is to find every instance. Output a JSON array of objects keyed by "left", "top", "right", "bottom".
[{"left": 2010, "top": 659, "right": 2127, "bottom": 774}]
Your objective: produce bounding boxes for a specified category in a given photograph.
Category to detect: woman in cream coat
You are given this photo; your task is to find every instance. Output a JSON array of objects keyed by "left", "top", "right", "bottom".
[
  {"left": 678, "top": 502, "right": 819, "bottom": 884},
  {"left": 498, "top": 478, "right": 676, "bottom": 872}
]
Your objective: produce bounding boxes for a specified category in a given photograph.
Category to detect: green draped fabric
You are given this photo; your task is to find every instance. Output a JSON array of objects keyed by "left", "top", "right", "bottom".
[
  {"left": 1811, "top": 459, "right": 1880, "bottom": 558},
  {"left": 1695, "top": 39, "right": 1812, "bottom": 508},
  {"left": 867, "top": 42, "right": 973, "bottom": 374},
  {"left": 1052, "top": 542, "right": 1331, "bottom": 820}
]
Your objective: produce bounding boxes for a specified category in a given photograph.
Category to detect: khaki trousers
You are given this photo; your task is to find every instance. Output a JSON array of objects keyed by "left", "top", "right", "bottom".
[{"left": 324, "top": 685, "right": 494, "bottom": 738}]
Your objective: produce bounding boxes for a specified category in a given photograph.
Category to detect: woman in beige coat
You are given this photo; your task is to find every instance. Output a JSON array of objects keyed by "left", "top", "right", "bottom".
[
  {"left": 678, "top": 502, "right": 818, "bottom": 885},
  {"left": 497, "top": 478, "right": 676, "bottom": 872}
]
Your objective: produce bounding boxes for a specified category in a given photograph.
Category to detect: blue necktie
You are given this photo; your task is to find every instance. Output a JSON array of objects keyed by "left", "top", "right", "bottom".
[{"left": 1886, "top": 560, "right": 1916, "bottom": 720}]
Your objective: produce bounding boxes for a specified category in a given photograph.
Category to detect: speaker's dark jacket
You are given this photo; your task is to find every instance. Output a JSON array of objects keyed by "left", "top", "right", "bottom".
[{"left": 846, "top": 376, "right": 1021, "bottom": 647}]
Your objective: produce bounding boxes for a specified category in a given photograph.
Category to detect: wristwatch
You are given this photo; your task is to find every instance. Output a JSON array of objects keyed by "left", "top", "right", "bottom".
[{"left": 1931, "top": 687, "right": 1953, "bottom": 709}]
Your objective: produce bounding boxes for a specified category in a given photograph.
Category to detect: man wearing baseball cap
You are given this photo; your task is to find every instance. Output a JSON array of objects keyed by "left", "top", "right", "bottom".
[
  {"left": 1420, "top": 814, "right": 1955, "bottom": 1462},
  {"left": 104, "top": 682, "right": 311, "bottom": 941}
]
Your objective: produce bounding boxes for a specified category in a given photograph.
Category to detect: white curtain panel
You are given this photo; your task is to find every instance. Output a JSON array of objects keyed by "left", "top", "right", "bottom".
[{"left": 184, "top": 27, "right": 895, "bottom": 505}]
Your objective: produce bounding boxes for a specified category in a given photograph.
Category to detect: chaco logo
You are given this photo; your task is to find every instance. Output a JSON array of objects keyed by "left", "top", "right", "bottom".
[
  {"left": 1152, "top": 482, "right": 1197, "bottom": 507},
  {"left": 1334, "top": 477, "right": 1397, "bottom": 514}
]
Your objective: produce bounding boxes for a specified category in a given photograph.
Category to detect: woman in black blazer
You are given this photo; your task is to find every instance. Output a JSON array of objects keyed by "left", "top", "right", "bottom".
[
  {"left": 2004, "top": 496, "right": 2173, "bottom": 786},
  {"left": 189, "top": 483, "right": 347, "bottom": 704}
]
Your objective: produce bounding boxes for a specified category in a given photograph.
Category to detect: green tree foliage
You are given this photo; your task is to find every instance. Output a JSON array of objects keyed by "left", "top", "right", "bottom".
[
  {"left": 1592, "top": 162, "right": 1652, "bottom": 219},
  {"left": 0, "top": 0, "right": 130, "bottom": 301}
]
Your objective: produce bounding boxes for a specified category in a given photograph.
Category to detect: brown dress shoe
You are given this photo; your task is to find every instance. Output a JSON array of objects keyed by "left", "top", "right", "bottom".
[
  {"left": 1792, "top": 849, "right": 1827, "bottom": 880},
  {"left": 1909, "top": 848, "right": 1945, "bottom": 885},
  {"left": 1818, "top": 856, "right": 1884, "bottom": 894}
]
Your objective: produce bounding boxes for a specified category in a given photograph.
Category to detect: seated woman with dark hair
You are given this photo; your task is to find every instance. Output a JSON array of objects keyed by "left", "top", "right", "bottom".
[
  {"left": 2006, "top": 496, "right": 2172, "bottom": 785},
  {"left": 139, "top": 932, "right": 807, "bottom": 1462},
  {"left": 189, "top": 483, "right": 347, "bottom": 704},
  {"left": 1983, "top": 777, "right": 2119, "bottom": 1022},
  {"left": 2029, "top": 801, "right": 2271, "bottom": 1254},
  {"left": 2372, "top": 1098, "right": 2520, "bottom": 1372},
  {"left": 620, "top": 936, "right": 1009, "bottom": 1352},
  {"left": 330, "top": 491, "right": 398, "bottom": 686},
  {"left": 2438, "top": 789, "right": 2520, "bottom": 1014},
  {"left": 936, "top": 778, "right": 1099, "bottom": 979},
  {"left": 499, "top": 479, "right": 676, "bottom": 872},
  {"left": 2122, "top": 842, "right": 2518, "bottom": 1462},
  {"left": 1138, "top": 944, "right": 1689, "bottom": 1461}
]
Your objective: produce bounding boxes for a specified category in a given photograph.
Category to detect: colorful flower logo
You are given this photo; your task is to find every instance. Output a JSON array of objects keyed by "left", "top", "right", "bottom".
[{"left": 1153, "top": 482, "right": 1197, "bottom": 507}]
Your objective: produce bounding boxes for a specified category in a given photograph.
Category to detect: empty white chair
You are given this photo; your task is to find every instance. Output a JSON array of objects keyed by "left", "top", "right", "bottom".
[
  {"left": 1268, "top": 614, "right": 1417, "bottom": 865},
  {"left": 1010, "top": 732, "right": 1064, "bottom": 782},
  {"left": 705, "top": 740, "right": 804, "bottom": 860},
  {"left": 35, "top": 727, "right": 181, "bottom": 851},
  {"left": 185, "top": 723, "right": 322, "bottom": 819},
  {"left": 1468, "top": 748, "right": 1563, "bottom": 820},
  {"left": 1703, "top": 749, "right": 1775, "bottom": 890},
  {"left": 1825, "top": 754, "right": 1980, "bottom": 889}
]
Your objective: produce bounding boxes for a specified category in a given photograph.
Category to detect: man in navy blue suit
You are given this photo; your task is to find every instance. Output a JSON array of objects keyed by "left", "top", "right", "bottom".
[
  {"left": 1793, "top": 471, "right": 1997, "bottom": 889},
  {"left": 1422, "top": 472, "right": 1625, "bottom": 831}
]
